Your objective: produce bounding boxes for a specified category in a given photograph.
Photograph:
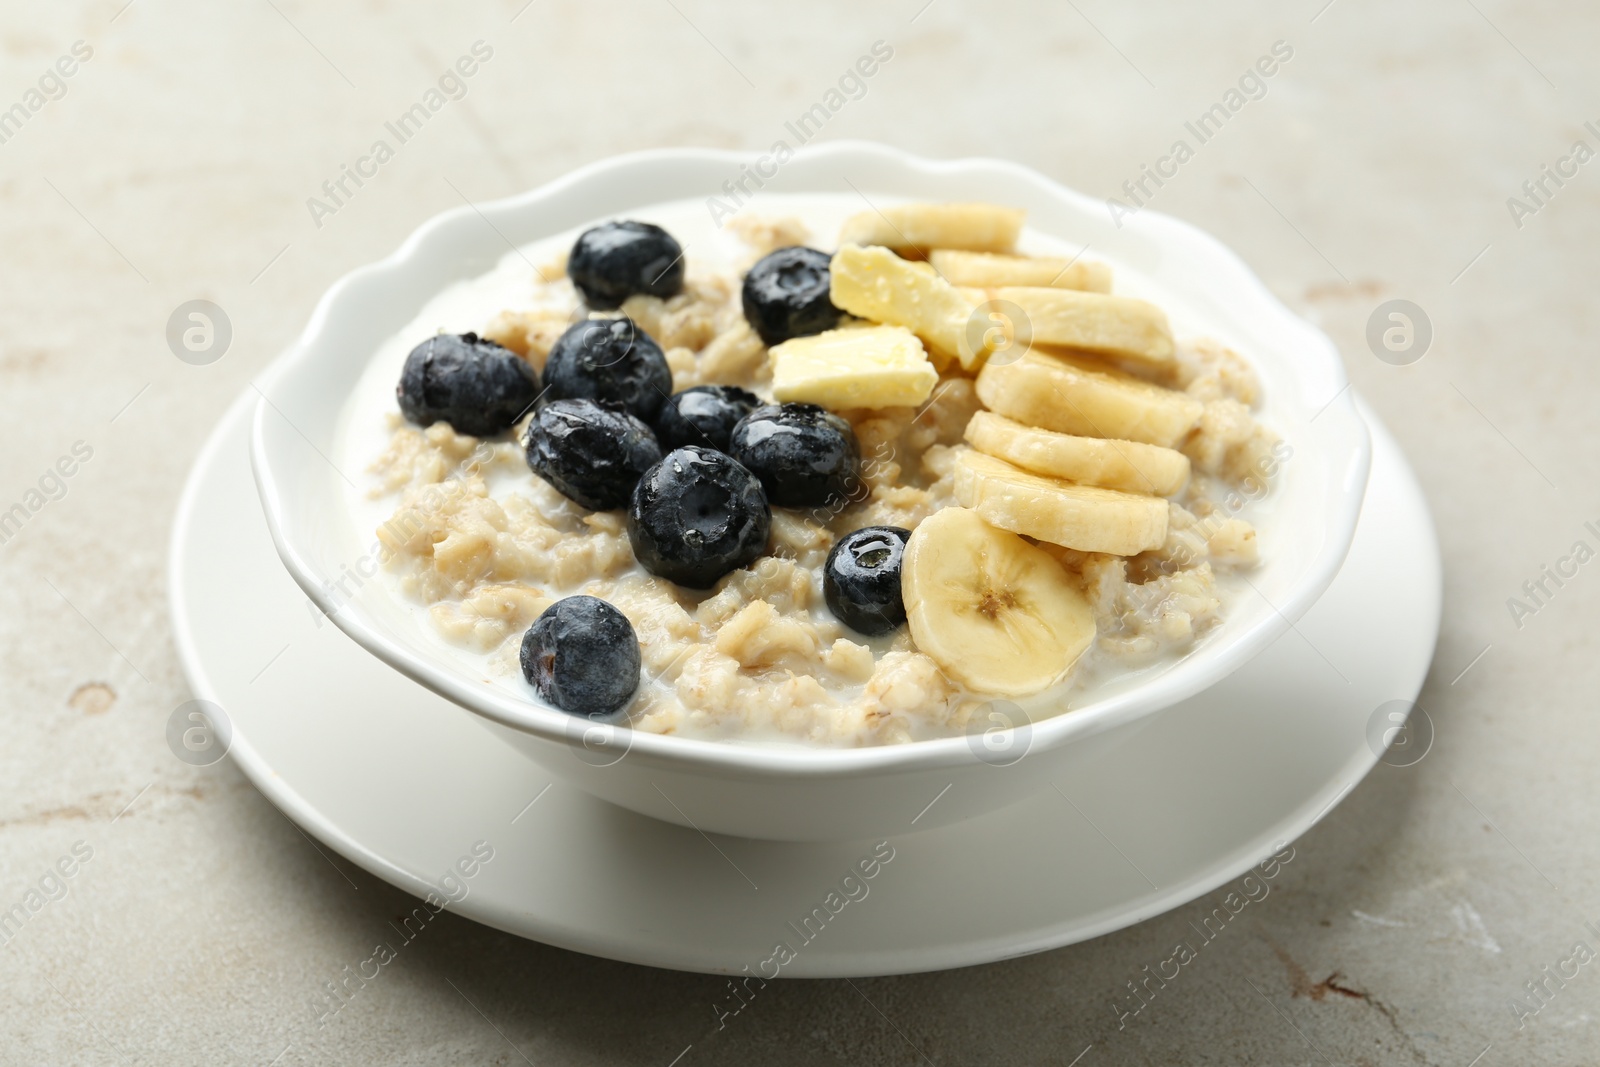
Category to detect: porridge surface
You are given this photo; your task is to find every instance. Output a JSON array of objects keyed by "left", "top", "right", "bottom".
[{"left": 347, "top": 199, "right": 1282, "bottom": 746}]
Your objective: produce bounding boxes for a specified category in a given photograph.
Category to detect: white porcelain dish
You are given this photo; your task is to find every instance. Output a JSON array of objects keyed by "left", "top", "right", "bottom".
[
  {"left": 251, "top": 143, "right": 1371, "bottom": 841},
  {"left": 196, "top": 392, "right": 1433, "bottom": 975}
]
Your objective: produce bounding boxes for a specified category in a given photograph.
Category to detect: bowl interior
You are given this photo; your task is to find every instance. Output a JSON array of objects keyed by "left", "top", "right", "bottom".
[{"left": 252, "top": 142, "right": 1370, "bottom": 775}]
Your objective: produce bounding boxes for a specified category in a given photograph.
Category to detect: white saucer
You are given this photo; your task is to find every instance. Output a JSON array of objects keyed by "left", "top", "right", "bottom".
[{"left": 170, "top": 390, "right": 1439, "bottom": 977}]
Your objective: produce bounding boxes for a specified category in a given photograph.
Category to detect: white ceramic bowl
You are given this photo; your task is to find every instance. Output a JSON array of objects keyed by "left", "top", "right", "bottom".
[{"left": 251, "top": 142, "right": 1370, "bottom": 841}]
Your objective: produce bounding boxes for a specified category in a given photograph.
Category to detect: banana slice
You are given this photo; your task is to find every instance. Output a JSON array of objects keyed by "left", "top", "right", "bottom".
[
  {"left": 975, "top": 348, "right": 1203, "bottom": 447},
  {"left": 829, "top": 244, "right": 980, "bottom": 366},
  {"left": 770, "top": 325, "right": 938, "bottom": 409},
  {"left": 964, "top": 410, "right": 1190, "bottom": 496},
  {"left": 953, "top": 451, "right": 1169, "bottom": 555},
  {"left": 902, "top": 507, "right": 1096, "bottom": 696},
  {"left": 987, "top": 287, "right": 1174, "bottom": 365},
  {"left": 928, "top": 250, "right": 1112, "bottom": 293},
  {"left": 838, "top": 202, "right": 1025, "bottom": 254}
]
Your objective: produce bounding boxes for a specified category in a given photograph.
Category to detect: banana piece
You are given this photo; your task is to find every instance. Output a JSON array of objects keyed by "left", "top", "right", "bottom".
[
  {"left": 902, "top": 507, "right": 1096, "bottom": 696},
  {"left": 964, "top": 410, "right": 1190, "bottom": 496},
  {"left": 829, "top": 244, "right": 981, "bottom": 367},
  {"left": 928, "top": 250, "right": 1112, "bottom": 293},
  {"left": 985, "top": 287, "right": 1174, "bottom": 365},
  {"left": 953, "top": 451, "right": 1169, "bottom": 555},
  {"left": 838, "top": 202, "right": 1025, "bottom": 254},
  {"left": 975, "top": 348, "right": 1203, "bottom": 447},
  {"left": 770, "top": 325, "right": 938, "bottom": 409}
]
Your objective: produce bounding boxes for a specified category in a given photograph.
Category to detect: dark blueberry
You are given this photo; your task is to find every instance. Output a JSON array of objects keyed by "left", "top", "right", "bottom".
[
  {"left": 728, "top": 403, "right": 860, "bottom": 509},
  {"left": 654, "top": 385, "right": 762, "bottom": 453},
  {"left": 395, "top": 332, "right": 538, "bottom": 437},
  {"left": 521, "top": 596, "right": 640, "bottom": 716},
  {"left": 543, "top": 316, "right": 673, "bottom": 423},
  {"left": 567, "top": 220, "right": 685, "bottom": 310},
  {"left": 824, "top": 527, "right": 911, "bottom": 637},
  {"left": 741, "top": 246, "right": 840, "bottom": 345},
  {"left": 628, "top": 447, "right": 770, "bottom": 589},
  {"left": 524, "top": 398, "right": 662, "bottom": 511}
]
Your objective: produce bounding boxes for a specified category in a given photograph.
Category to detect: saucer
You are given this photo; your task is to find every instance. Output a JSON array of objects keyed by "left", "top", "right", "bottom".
[{"left": 170, "top": 390, "right": 1439, "bottom": 977}]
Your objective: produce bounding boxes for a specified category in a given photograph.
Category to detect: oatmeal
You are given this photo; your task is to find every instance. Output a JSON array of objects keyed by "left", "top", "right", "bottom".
[{"left": 355, "top": 198, "right": 1282, "bottom": 746}]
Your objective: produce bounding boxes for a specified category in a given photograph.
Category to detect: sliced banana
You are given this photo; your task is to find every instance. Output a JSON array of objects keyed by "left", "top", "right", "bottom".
[
  {"left": 975, "top": 348, "right": 1203, "bottom": 447},
  {"left": 928, "top": 250, "right": 1112, "bottom": 293},
  {"left": 829, "top": 244, "right": 979, "bottom": 366},
  {"left": 770, "top": 325, "right": 938, "bottom": 409},
  {"left": 902, "top": 507, "right": 1096, "bottom": 696},
  {"left": 964, "top": 410, "right": 1190, "bottom": 496},
  {"left": 987, "top": 287, "right": 1174, "bottom": 365},
  {"left": 953, "top": 451, "right": 1169, "bottom": 556},
  {"left": 838, "top": 202, "right": 1025, "bottom": 254}
]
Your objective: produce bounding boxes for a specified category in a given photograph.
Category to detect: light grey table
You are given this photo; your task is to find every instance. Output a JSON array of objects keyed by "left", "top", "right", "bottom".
[{"left": 3, "top": 1, "right": 1596, "bottom": 1063}]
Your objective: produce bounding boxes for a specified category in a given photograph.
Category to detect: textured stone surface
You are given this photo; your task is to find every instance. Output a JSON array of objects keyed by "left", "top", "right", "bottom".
[{"left": 3, "top": 0, "right": 1598, "bottom": 1063}]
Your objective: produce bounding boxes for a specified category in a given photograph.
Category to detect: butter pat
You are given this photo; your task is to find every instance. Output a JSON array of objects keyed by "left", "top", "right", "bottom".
[{"left": 770, "top": 325, "right": 939, "bottom": 409}]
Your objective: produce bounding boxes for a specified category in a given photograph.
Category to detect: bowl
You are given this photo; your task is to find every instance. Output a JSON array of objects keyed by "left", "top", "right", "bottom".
[{"left": 251, "top": 142, "right": 1370, "bottom": 841}]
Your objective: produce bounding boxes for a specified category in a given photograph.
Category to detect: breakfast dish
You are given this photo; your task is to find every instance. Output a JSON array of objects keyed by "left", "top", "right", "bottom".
[
  {"left": 362, "top": 202, "right": 1282, "bottom": 746},
  {"left": 178, "top": 384, "right": 1434, "bottom": 969}
]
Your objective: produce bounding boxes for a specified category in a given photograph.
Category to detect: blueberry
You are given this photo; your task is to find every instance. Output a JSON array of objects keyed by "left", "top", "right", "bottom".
[
  {"left": 395, "top": 332, "right": 538, "bottom": 437},
  {"left": 521, "top": 596, "right": 640, "bottom": 716},
  {"left": 524, "top": 398, "right": 662, "bottom": 511},
  {"left": 567, "top": 220, "right": 685, "bottom": 310},
  {"left": 824, "top": 527, "right": 910, "bottom": 637},
  {"left": 628, "top": 446, "right": 771, "bottom": 588},
  {"left": 654, "top": 385, "right": 762, "bottom": 453},
  {"left": 741, "top": 246, "right": 839, "bottom": 345},
  {"left": 728, "top": 403, "right": 860, "bottom": 509},
  {"left": 543, "top": 316, "right": 673, "bottom": 423}
]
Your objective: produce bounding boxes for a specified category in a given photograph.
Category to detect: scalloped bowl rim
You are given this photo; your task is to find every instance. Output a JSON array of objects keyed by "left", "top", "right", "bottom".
[{"left": 251, "top": 142, "right": 1370, "bottom": 779}]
